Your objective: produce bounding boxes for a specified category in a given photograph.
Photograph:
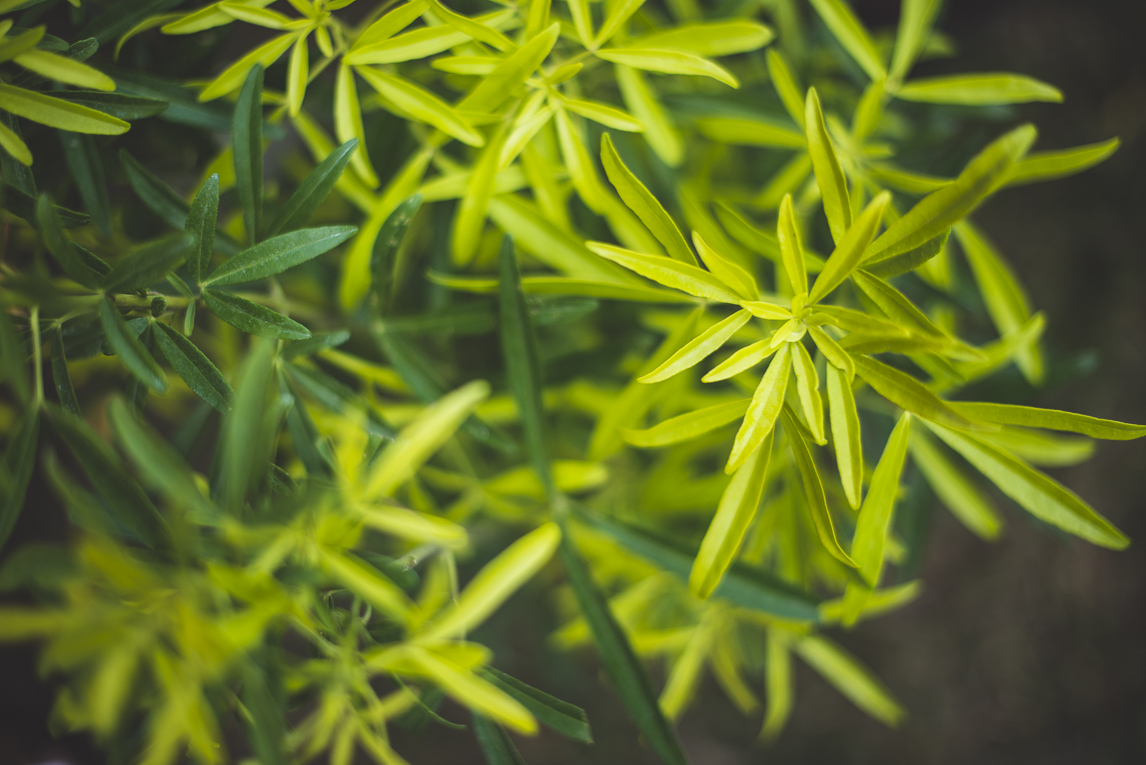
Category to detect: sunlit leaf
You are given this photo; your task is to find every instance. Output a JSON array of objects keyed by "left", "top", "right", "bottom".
[
  {"left": 805, "top": 88, "right": 851, "bottom": 243},
  {"left": 910, "top": 429, "right": 1002, "bottom": 541},
  {"left": 807, "top": 0, "right": 886, "bottom": 80},
  {"left": 896, "top": 73, "right": 1062, "bottom": 105},
  {"left": 595, "top": 48, "right": 738, "bottom": 88},
  {"left": 727, "top": 343, "right": 791, "bottom": 473},
  {"left": 783, "top": 405, "right": 857, "bottom": 567}
]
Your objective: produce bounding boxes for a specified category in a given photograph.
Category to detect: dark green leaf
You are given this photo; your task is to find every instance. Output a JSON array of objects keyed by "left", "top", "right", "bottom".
[
  {"left": 499, "top": 236, "right": 553, "bottom": 500},
  {"left": 241, "top": 653, "right": 288, "bottom": 765},
  {"left": 279, "top": 370, "right": 335, "bottom": 479},
  {"left": 204, "top": 226, "right": 357, "bottom": 287},
  {"left": 153, "top": 322, "right": 233, "bottom": 412},
  {"left": 50, "top": 327, "right": 79, "bottom": 415},
  {"left": 81, "top": 0, "right": 184, "bottom": 44},
  {"left": 105, "top": 66, "right": 233, "bottom": 131},
  {"left": 285, "top": 362, "right": 393, "bottom": 439},
  {"left": 0, "top": 111, "right": 34, "bottom": 194},
  {"left": 102, "top": 233, "right": 187, "bottom": 293},
  {"left": 119, "top": 148, "right": 190, "bottom": 230},
  {"left": 35, "top": 193, "right": 105, "bottom": 288},
  {"left": 0, "top": 542, "right": 75, "bottom": 592},
  {"left": 558, "top": 520, "right": 691, "bottom": 765},
  {"left": 58, "top": 131, "right": 110, "bottom": 235},
  {"left": 0, "top": 410, "right": 40, "bottom": 552},
  {"left": 282, "top": 329, "right": 351, "bottom": 360},
  {"left": 98, "top": 300, "right": 166, "bottom": 392},
  {"left": 370, "top": 194, "right": 423, "bottom": 316},
  {"left": 481, "top": 668, "right": 592, "bottom": 743},
  {"left": 50, "top": 91, "right": 168, "bottom": 121},
  {"left": 186, "top": 174, "right": 219, "bottom": 284},
  {"left": 1, "top": 183, "right": 88, "bottom": 227},
  {"left": 473, "top": 714, "right": 527, "bottom": 765},
  {"left": 234, "top": 65, "right": 265, "bottom": 244},
  {"left": 266, "top": 138, "right": 358, "bottom": 238},
  {"left": 202, "top": 290, "right": 311, "bottom": 340},
  {"left": 0, "top": 308, "right": 28, "bottom": 403},
  {"left": 220, "top": 337, "right": 277, "bottom": 512}
]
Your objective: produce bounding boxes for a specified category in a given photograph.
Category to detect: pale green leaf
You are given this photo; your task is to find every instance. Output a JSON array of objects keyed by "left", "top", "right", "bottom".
[
  {"left": 791, "top": 341, "right": 825, "bottom": 444},
  {"left": 808, "top": 191, "right": 889, "bottom": 303},
  {"left": 587, "top": 242, "right": 742, "bottom": 303},
  {"left": 616, "top": 64, "right": 682, "bottom": 167},
  {"left": 851, "top": 354, "right": 977, "bottom": 430},
  {"left": 453, "top": 129, "right": 504, "bottom": 265},
  {"left": 431, "top": 0, "right": 516, "bottom": 52},
  {"left": 910, "top": 429, "right": 1002, "bottom": 540},
  {"left": 783, "top": 404, "right": 857, "bottom": 566},
  {"left": 640, "top": 309, "right": 751, "bottom": 383},
  {"left": 826, "top": 362, "right": 863, "bottom": 509},
  {"left": 948, "top": 402, "right": 1146, "bottom": 441},
  {"left": 805, "top": 87, "right": 851, "bottom": 243},
  {"left": 198, "top": 32, "right": 296, "bottom": 101},
  {"left": 593, "top": 0, "right": 646, "bottom": 48},
  {"left": 622, "top": 398, "right": 750, "bottom": 447},
  {"left": 352, "top": 0, "right": 431, "bottom": 50},
  {"left": 766, "top": 49, "right": 805, "bottom": 128},
  {"left": 458, "top": 23, "right": 559, "bottom": 114},
  {"left": 694, "top": 115, "right": 804, "bottom": 148},
  {"left": 335, "top": 63, "right": 378, "bottom": 187},
  {"left": 851, "top": 413, "right": 911, "bottom": 586},
  {"left": 777, "top": 194, "right": 807, "bottom": 294},
  {"left": 1005, "top": 138, "right": 1119, "bottom": 187},
  {"left": 0, "top": 84, "right": 128, "bottom": 134},
  {"left": 636, "top": 21, "right": 773, "bottom": 57},
  {"left": 14, "top": 49, "right": 115, "bottom": 91},
  {"left": 564, "top": 98, "right": 642, "bottom": 131},
  {"left": 595, "top": 48, "right": 738, "bottom": 88},
  {"left": 693, "top": 233, "right": 757, "bottom": 300},
  {"left": 796, "top": 635, "right": 905, "bottom": 725},
  {"left": 896, "top": 73, "right": 1062, "bottom": 105},
  {"left": 702, "top": 339, "right": 777, "bottom": 383},
  {"left": 808, "top": 0, "right": 887, "bottom": 80},
  {"left": 727, "top": 344, "right": 791, "bottom": 472},
  {"left": 889, "top": 0, "right": 941, "bottom": 82}
]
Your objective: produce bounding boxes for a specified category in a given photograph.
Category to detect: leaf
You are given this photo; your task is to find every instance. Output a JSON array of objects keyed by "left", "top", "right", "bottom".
[
  {"left": 234, "top": 64, "right": 264, "bottom": 243},
  {"left": 639, "top": 309, "right": 752, "bottom": 385},
  {"left": 636, "top": 20, "right": 773, "bottom": 57},
  {"left": 777, "top": 195, "right": 807, "bottom": 294},
  {"left": 691, "top": 430, "right": 773, "bottom": 598},
  {"left": 615, "top": 64, "right": 682, "bottom": 167},
  {"left": 948, "top": 402, "right": 1146, "bottom": 441},
  {"left": 35, "top": 194, "right": 105, "bottom": 289},
  {"left": 14, "top": 49, "right": 114, "bottom": 91},
  {"left": 922, "top": 421, "right": 1127, "bottom": 549},
  {"left": 595, "top": 48, "right": 738, "bottom": 88},
  {"left": 807, "top": 0, "right": 886, "bottom": 80},
  {"left": 153, "top": 322, "right": 233, "bottom": 412},
  {"left": 862, "top": 229, "right": 948, "bottom": 279},
  {"left": 119, "top": 147, "right": 190, "bottom": 229},
  {"left": 694, "top": 115, "right": 804, "bottom": 148},
  {"left": 825, "top": 363, "right": 862, "bottom": 510},
  {"left": 498, "top": 236, "right": 553, "bottom": 499},
  {"left": 240, "top": 655, "right": 287, "bottom": 765},
  {"left": 458, "top": 23, "right": 559, "bottom": 114},
  {"left": 199, "top": 32, "right": 296, "bottom": 102},
  {"left": 850, "top": 354, "right": 976, "bottom": 430},
  {"left": 285, "top": 33, "right": 308, "bottom": 117},
  {"left": 622, "top": 399, "right": 750, "bottom": 447},
  {"left": 851, "top": 413, "right": 911, "bottom": 587},
  {"left": 418, "top": 523, "right": 560, "bottom": 642},
  {"left": 203, "top": 290, "right": 311, "bottom": 340},
  {"left": 356, "top": 67, "right": 483, "bottom": 147},
  {"left": 473, "top": 715, "right": 527, "bottom": 765},
  {"left": 186, "top": 174, "right": 219, "bottom": 284},
  {"left": 896, "top": 73, "right": 1062, "bottom": 105},
  {"left": 364, "top": 380, "right": 490, "bottom": 498},
  {"left": 218, "top": 336, "right": 276, "bottom": 512},
  {"left": 454, "top": 128, "right": 504, "bottom": 265},
  {"left": 58, "top": 131, "right": 110, "bottom": 236},
  {"left": 481, "top": 668, "right": 592, "bottom": 743},
  {"left": 47, "top": 405, "right": 168, "bottom": 548},
  {"left": 50, "top": 328, "right": 79, "bottom": 415},
  {"left": 600, "top": 134, "right": 694, "bottom": 265},
  {"left": 0, "top": 83, "right": 128, "bottom": 134},
  {"left": 319, "top": 548, "right": 415, "bottom": 621},
  {"left": 98, "top": 301, "right": 166, "bottom": 392},
  {"left": 805, "top": 88, "right": 851, "bottom": 243},
  {"left": 890, "top": 0, "right": 942, "bottom": 82},
  {"left": 205, "top": 226, "right": 356, "bottom": 286},
  {"left": 592, "top": 0, "right": 645, "bottom": 47},
  {"left": 587, "top": 242, "right": 740, "bottom": 303},
  {"left": 353, "top": 0, "right": 432, "bottom": 50},
  {"left": 563, "top": 98, "right": 642, "bottom": 132},
  {"left": 558, "top": 522, "right": 691, "bottom": 765},
  {"left": 431, "top": 0, "right": 515, "bottom": 51},
  {"left": 796, "top": 636, "right": 904, "bottom": 725},
  {"left": 783, "top": 405, "right": 857, "bottom": 567},
  {"left": 102, "top": 234, "right": 186, "bottom": 293},
  {"left": 702, "top": 339, "right": 777, "bottom": 383},
  {"left": 727, "top": 343, "right": 791, "bottom": 473},
  {"left": 808, "top": 191, "right": 889, "bottom": 303},
  {"left": 82, "top": 0, "right": 186, "bottom": 43},
  {"left": 370, "top": 193, "right": 423, "bottom": 315},
  {"left": 0, "top": 118, "right": 30, "bottom": 166},
  {"left": 791, "top": 341, "right": 825, "bottom": 444},
  {"left": 105, "top": 65, "right": 232, "bottom": 130},
  {"left": 865, "top": 125, "right": 1036, "bottom": 265},
  {"left": 0, "top": 411, "right": 39, "bottom": 552},
  {"left": 395, "top": 647, "right": 535, "bottom": 733},
  {"left": 1005, "top": 138, "right": 1120, "bottom": 187},
  {"left": 267, "top": 139, "right": 358, "bottom": 238},
  {"left": 693, "top": 233, "right": 757, "bottom": 301},
  {"left": 910, "top": 429, "right": 1002, "bottom": 541},
  {"left": 760, "top": 631, "right": 792, "bottom": 740},
  {"left": 285, "top": 363, "right": 392, "bottom": 438}
]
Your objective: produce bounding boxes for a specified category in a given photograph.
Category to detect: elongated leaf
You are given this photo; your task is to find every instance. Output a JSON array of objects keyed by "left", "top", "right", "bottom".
[
  {"left": 353, "top": 0, "right": 432, "bottom": 49},
  {"left": 371, "top": 193, "right": 423, "bottom": 315},
  {"left": 805, "top": 88, "right": 851, "bottom": 243},
  {"left": 694, "top": 115, "right": 804, "bottom": 148},
  {"left": 896, "top": 73, "right": 1062, "bottom": 105},
  {"left": 636, "top": 21, "right": 773, "bottom": 57},
  {"left": 459, "top": 23, "right": 559, "bottom": 114},
  {"left": 727, "top": 343, "right": 791, "bottom": 473},
  {"left": 808, "top": 0, "right": 886, "bottom": 80},
  {"left": 153, "top": 322, "right": 233, "bottom": 412},
  {"left": 600, "top": 134, "right": 694, "bottom": 265},
  {"left": 98, "top": 300, "right": 166, "bottom": 392},
  {"left": 923, "top": 421, "right": 1127, "bottom": 549},
  {"left": 234, "top": 64, "right": 264, "bottom": 243},
  {"left": 481, "top": 668, "right": 592, "bottom": 743},
  {"left": 356, "top": 67, "right": 483, "bottom": 147},
  {"left": 14, "top": 49, "right": 114, "bottom": 91},
  {"left": 563, "top": 98, "right": 641, "bottom": 131},
  {"left": 783, "top": 405, "right": 857, "bottom": 567},
  {"left": 285, "top": 363, "right": 392, "bottom": 438},
  {"left": 203, "top": 290, "right": 311, "bottom": 340},
  {"left": 51, "top": 90, "right": 168, "bottom": 121},
  {"left": 82, "top": 0, "right": 185, "bottom": 43},
  {"left": 270, "top": 138, "right": 356, "bottom": 236},
  {"left": 640, "top": 309, "right": 751, "bottom": 384},
  {"left": 623, "top": 399, "right": 750, "bottom": 447},
  {"left": 910, "top": 430, "right": 1002, "bottom": 541},
  {"left": 595, "top": 48, "right": 738, "bottom": 88},
  {"left": 58, "top": 131, "right": 110, "bottom": 236},
  {"left": 863, "top": 229, "right": 948, "bottom": 278},
  {"left": 102, "top": 234, "right": 186, "bottom": 293},
  {"left": 949, "top": 402, "right": 1145, "bottom": 440},
  {"left": 200, "top": 31, "right": 295, "bottom": 102},
  {"left": 0, "top": 84, "right": 128, "bottom": 134},
  {"left": 50, "top": 328, "right": 79, "bottom": 415},
  {"left": 558, "top": 522, "right": 691, "bottom": 765},
  {"left": 851, "top": 354, "right": 976, "bottom": 430},
  {"left": 1005, "top": 138, "right": 1119, "bottom": 187},
  {"left": 865, "top": 125, "right": 1036, "bottom": 264},
  {"left": 693, "top": 233, "right": 757, "bottom": 300},
  {"left": 796, "top": 636, "right": 904, "bottom": 725},
  {"left": 777, "top": 195, "right": 807, "bottom": 294},
  {"left": 702, "top": 339, "right": 777, "bottom": 383},
  {"left": 454, "top": 128, "right": 504, "bottom": 265},
  {"left": 851, "top": 413, "right": 911, "bottom": 586},
  {"left": 0, "top": 410, "right": 39, "bottom": 551},
  {"left": 119, "top": 147, "right": 190, "bottom": 229},
  {"left": 587, "top": 243, "right": 740, "bottom": 303},
  {"left": 826, "top": 363, "right": 862, "bottom": 510},
  {"left": 186, "top": 174, "right": 219, "bottom": 283},
  {"left": 616, "top": 64, "right": 682, "bottom": 167},
  {"left": 431, "top": 0, "right": 516, "bottom": 51},
  {"left": 791, "top": 341, "right": 825, "bottom": 444},
  {"left": 473, "top": 714, "right": 527, "bottom": 765},
  {"left": 809, "top": 192, "right": 889, "bottom": 303},
  {"left": 808, "top": 325, "right": 854, "bottom": 379},
  {"left": 205, "top": 226, "right": 356, "bottom": 286},
  {"left": 691, "top": 429, "right": 773, "bottom": 598},
  {"left": 36, "top": 194, "right": 105, "bottom": 288}
]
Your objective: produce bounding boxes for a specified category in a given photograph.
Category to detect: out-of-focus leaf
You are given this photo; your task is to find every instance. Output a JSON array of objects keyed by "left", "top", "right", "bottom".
[
  {"left": 1005, "top": 138, "right": 1119, "bottom": 187},
  {"left": 616, "top": 64, "right": 682, "bottom": 167},
  {"left": 370, "top": 193, "right": 423, "bottom": 315},
  {"left": 796, "top": 636, "right": 905, "bottom": 725},
  {"left": 482, "top": 668, "right": 592, "bottom": 743},
  {"left": 851, "top": 354, "right": 975, "bottom": 431},
  {"left": 267, "top": 135, "right": 357, "bottom": 237},
  {"left": 587, "top": 243, "right": 741, "bottom": 303},
  {"left": 896, "top": 73, "right": 1062, "bottom": 105},
  {"left": 0, "top": 410, "right": 39, "bottom": 552},
  {"left": 635, "top": 21, "right": 773, "bottom": 57},
  {"left": 35, "top": 194, "right": 106, "bottom": 288},
  {"left": 473, "top": 714, "right": 527, "bottom": 765},
  {"left": 58, "top": 132, "right": 110, "bottom": 235},
  {"left": 949, "top": 402, "right": 1146, "bottom": 440},
  {"left": 890, "top": 0, "right": 941, "bottom": 82},
  {"left": 808, "top": 0, "right": 886, "bottom": 81},
  {"left": 51, "top": 91, "right": 168, "bottom": 120},
  {"left": 596, "top": 47, "right": 738, "bottom": 88},
  {"left": 234, "top": 64, "right": 265, "bottom": 243},
  {"left": 910, "top": 429, "right": 1001, "bottom": 541},
  {"left": 622, "top": 399, "right": 749, "bottom": 447},
  {"left": 454, "top": 127, "right": 504, "bottom": 266},
  {"left": 694, "top": 115, "right": 804, "bottom": 148},
  {"left": 641, "top": 309, "right": 751, "bottom": 384},
  {"left": 357, "top": 67, "right": 484, "bottom": 147}
]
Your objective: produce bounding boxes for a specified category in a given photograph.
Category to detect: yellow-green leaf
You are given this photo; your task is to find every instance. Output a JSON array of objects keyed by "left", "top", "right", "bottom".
[
  {"left": 851, "top": 354, "right": 977, "bottom": 430},
  {"left": 354, "top": 504, "right": 469, "bottom": 549},
  {"left": 890, "top": 0, "right": 941, "bottom": 82},
  {"left": 640, "top": 309, "right": 751, "bottom": 383},
  {"left": 595, "top": 48, "right": 738, "bottom": 88},
  {"left": 948, "top": 402, "right": 1146, "bottom": 441},
  {"left": 286, "top": 33, "right": 308, "bottom": 116},
  {"left": 826, "top": 362, "right": 862, "bottom": 509},
  {"left": 851, "top": 413, "right": 911, "bottom": 586},
  {"left": 616, "top": 64, "right": 682, "bottom": 167},
  {"left": 807, "top": 0, "right": 887, "bottom": 81},
  {"left": 910, "top": 429, "right": 1002, "bottom": 541},
  {"left": 587, "top": 242, "right": 743, "bottom": 303},
  {"left": 15, "top": 49, "right": 115, "bottom": 91},
  {"left": 693, "top": 232, "right": 757, "bottom": 300},
  {"left": 766, "top": 49, "right": 805, "bottom": 128},
  {"left": 783, "top": 405, "right": 857, "bottom": 567},
  {"left": 702, "top": 339, "right": 777, "bottom": 383},
  {"left": 317, "top": 548, "right": 415, "bottom": 622},
  {"left": 352, "top": 0, "right": 431, "bottom": 50},
  {"left": 622, "top": 398, "right": 750, "bottom": 447},
  {"left": 796, "top": 635, "right": 904, "bottom": 725},
  {"left": 431, "top": 0, "right": 516, "bottom": 52},
  {"left": 0, "top": 85, "right": 128, "bottom": 135},
  {"left": 694, "top": 115, "right": 804, "bottom": 148},
  {"left": 636, "top": 20, "right": 773, "bottom": 57},
  {"left": 777, "top": 194, "right": 807, "bottom": 294},
  {"left": 199, "top": 32, "right": 297, "bottom": 101},
  {"left": 1005, "top": 138, "right": 1119, "bottom": 187},
  {"left": 458, "top": 22, "right": 559, "bottom": 114},
  {"left": 357, "top": 68, "right": 484, "bottom": 149},
  {"left": 896, "top": 73, "right": 1062, "bottom": 105},
  {"left": 335, "top": 63, "right": 378, "bottom": 187},
  {"left": 805, "top": 87, "right": 851, "bottom": 243},
  {"left": 791, "top": 341, "right": 825, "bottom": 444},
  {"left": 593, "top": 0, "right": 646, "bottom": 48},
  {"left": 727, "top": 343, "right": 791, "bottom": 472},
  {"left": 808, "top": 191, "right": 889, "bottom": 303},
  {"left": 563, "top": 98, "right": 642, "bottom": 131}
]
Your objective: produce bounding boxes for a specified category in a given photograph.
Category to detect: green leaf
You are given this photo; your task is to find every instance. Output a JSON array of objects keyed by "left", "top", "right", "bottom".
[
  {"left": 14, "top": 48, "right": 114, "bottom": 91},
  {"left": 153, "top": 322, "right": 233, "bottom": 412},
  {"left": 102, "top": 234, "right": 187, "bottom": 293},
  {"left": 47, "top": 405, "right": 168, "bottom": 548},
  {"left": 865, "top": 125, "right": 1036, "bottom": 265},
  {"left": 693, "top": 233, "right": 757, "bottom": 300},
  {"left": 98, "top": 301, "right": 166, "bottom": 392},
  {"left": 910, "top": 429, "right": 1002, "bottom": 541},
  {"left": 205, "top": 226, "right": 356, "bottom": 286},
  {"left": 825, "top": 363, "right": 862, "bottom": 510},
  {"left": 0, "top": 410, "right": 39, "bottom": 552},
  {"left": 202, "top": 290, "right": 309, "bottom": 340},
  {"left": 636, "top": 20, "right": 773, "bottom": 57},
  {"left": 949, "top": 402, "right": 1146, "bottom": 440},
  {"left": 595, "top": 48, "right": 738, "bottom": 88},
  {"left": 285, "top": 362, "right": 392, "bottom": 439},
  {"left": 1005, "top": 138, "right": 1120, "bottom": 187},
  {"left": 357, "top": 66, "right": 484, "bottom": 148},
  {"left": 600, "top": 133, "right": 694, "bottom": 265},
  {"left": 186, "top": 174, "right": 219, "bottom": 284},
  {"left": 691, "top": 429, "right": 773, "bottom": 598},
  {"left": 694, "top": 115, "right": 804, "bottom": 149},
  {"left": 35, "top": 193, "right": 106, "bottom": 289},
  {"left": 234, "top": 64, "right": 264, "bottom": 243},
  {"left": 808, "top": 0, "right": 886, "bottom": 80},
  {"left": 896, "top": 73, "right": 1062, "bottom": 105},
  {"left": 791, "top": 341, "right": 825, "bottom": 444},
  {"left": 370, "top": 193, "right": 423, "bottom": 315},
  {"left": 219, "top": 336, "right": 276, "bottom": 512},
  {"left": 498, "top": 236, "right": 553, "bottom": 500},
  {"left": 890, "top": 0, "right": 941, "bottom": 82},
  {"left": 766, "top": 49, "right": 805, "bottom": 128},
  {"left": 851, "top": 413, "right": 911, "bottom": 586},
  {"left": 563, "top": 98, "right": 642, "bottom": 132},
  {"left": 727, "top": 342, "right": 791, "bottom": 473},
  {"left": 702, "top": 338, "right": 778, "bottom": 383},
  {"left": 805, "top": 88, "right": 852, "bottom": 243},
  {"left": 119, "top": 147, "right": 190, "bottom": 229},
  {"left": 50, "top": 90, "right": 168, "bottom": 120},
  {"left": 453, "top": 128, "right": 504, "bottom": 266},
  {"left": 82, "top": 0, "right": 186, "bottom": 43},
  {"left": 0, "top": 83, "right": 128, "bottom": 134},
  {"left": 473, "top": 714, "right": 527, "bottom": 765},
  {"left": 922, "top": 421, "right": 1128, "bottom": 550},
  {"left": 4, "top": 184, "right": 87, "bottom": 228},
  {"left": 777, "top": 195, "right": 807, "bottom": 294},
  {"left": 352, "top": 0, "right": 432, "bottom": 49},
  {"left": 615, "top": 64, "right": 682, "bottom": 167},
  {"left": 760, "top": 631, "right": 792, "bottom": 740},
  {"left": 796, "top": 636, "right": 904, "bottom": 725},
  {"left": 105, "top": 65, "right": 233, "bottom": 131},
  {"left": 640, "top": 309, "right": 751, "bottom": 384},
  {"left": 808, "top": 192, "right": 889, "bottom": 303},
  {"left": 459, "top": 23, "right": 559, "bottom": 114},
  {"left": 622, "top": 398, "right": 750, "bottom": 447},
  {"left": 241, "top": 655, "right": 287, "bottom": 765},
  {"left": 862, "top": 229, "right": 948, "bottom": 279},
  {"left": 558, "top": 521, "right": 692, "bottom": 765},
  {"left": 587, "top": 242, "right": 740, "bottom": 303},
  {"left": 50, "top": 327, "right": 79, "bottom": 416},
  {"left": 782, "top": 405, "right": 857, "bottom": 567},
  {"left": 58, "top": 132, "right": 111, "bottom": 236},
  {"left": 481, "top": 668, "right": 592, "bottom": 744},
  {"left": 851, "top": 354, "right": 975, "bottom": 431}
]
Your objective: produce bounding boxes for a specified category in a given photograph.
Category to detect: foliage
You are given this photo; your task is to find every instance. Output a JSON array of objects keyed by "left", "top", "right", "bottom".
[{"left": 0, "top": 0, "right": 1140, "bottom": 763}]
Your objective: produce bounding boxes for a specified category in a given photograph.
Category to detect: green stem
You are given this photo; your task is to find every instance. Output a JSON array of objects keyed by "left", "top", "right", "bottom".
[{"left": 30, "top": 305, "right": 42, "bottom": 407}]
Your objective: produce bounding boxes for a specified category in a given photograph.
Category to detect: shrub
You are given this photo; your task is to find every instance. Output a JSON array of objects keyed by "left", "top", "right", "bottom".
[{"left": 0, "top": 0, "right": 1140, "bottom": 763}]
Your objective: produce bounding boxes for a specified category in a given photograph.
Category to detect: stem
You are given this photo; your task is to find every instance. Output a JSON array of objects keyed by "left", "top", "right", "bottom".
[{"left": 30, "top": 305, "right": 43, "bottom": 407}]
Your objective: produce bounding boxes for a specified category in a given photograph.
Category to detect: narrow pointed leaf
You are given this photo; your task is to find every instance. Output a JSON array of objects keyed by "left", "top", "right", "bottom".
[
  {"left": 0, "top": 411, "right": 39, "bottom": 551},
  {"left": 809, "top": 192, "right": 888, "bottom": 303},
  {"left": 454, "top": 128, "right": 504, "bottom": 265},
  {"left": 783, "top": 405, "right": 857, "bottom": 567},
  {"left": 826, "top": 363, "right": 863, "bottom": 510},
  {"left": 1005, "top": 138, "right": 1120, "bottom": 187},
  {"left": 949, "top": 402, "right": 1146, "bottom": 440},
  {"left": 623, "top": 399, "right": 750, "bottom": 447},
  {"left": 36, "top": 194, "right": 105, "bottom": 289},
  {"left": 791, "top": 341, "right": 825, "bottom": 444},
  {"left": 371, "top": 193, "right": 423, "bottom": 315},
  {"left": 153, "top": 322, "right": 233, "bottom": 412},
  {"left": 851, "top": 354, "right": 976, "bottom": 430},
  {"left": 594, "top": 48, "right": 738, "bottom": 89},
  {"left": 910, "top": 430, "right": 1002, "bottom": 541},
  {"left": 636, "top": 21, "right": 774, "bottom": 57},
  {"left": 807, "top": 0, "right": 886, "bottom": 80},
  {"left": 851, "top": 413, "right": 911, "bottom": 586},
  {"left": 693, "top": 233, "right": 757, "bottom": 300},
  {"left": 641, "top": 309, "right": 751, "bottom": 384},
  {"left": 805, "top": 88, "right": 851, "bottom": 243},
  {"left": 473, "top": 714, "right": 527, "bottom": 765},
  {"left": 202, "top": 290, "right": 311, "bottom": 340},
  {"left": 587, "top": 243, "right": 740, "bottom": 303},
  {"left": 234, "top": 64, "right": 264, "bottom": 243},
  {"left": 58, "top": 131, "right": 111, "bottom": 236},
  {"left": 356, "top": 67, "right": 484, "bottom": 147},
  {"left": 481, "top": 668, "right": 592, "bottom": 743},
  {"left": 890, "top": 0, "right": 941, "bottom": 81},
  {"left": 703, "top": 339, "right": 778, "bottom": 383},
  {"left": 777, "top": 195, "right": 807, "bottom": 294},
  {"left": 0, "top": 84, "right": 128, "bottom": 134},
  {"left": 459, "top": 23, "right": 559, "bottom": 115},
  {"left": 186, "top": 174, "right": 219, "bottom": 283},
  {"left": 796, "top": 636, "right": 904, "bottom": 725},
  {"left": 727, "top": 343, "right": 791, "bottom": 473},
  {"left": 98, "top": 301, "right": 166, "bottom": 392},
  {"left": 205, "top": 226, "right": 356, "bottom": 286},
  {"left": 896, "top": 73, "right": 1062, "bottom": 105}
]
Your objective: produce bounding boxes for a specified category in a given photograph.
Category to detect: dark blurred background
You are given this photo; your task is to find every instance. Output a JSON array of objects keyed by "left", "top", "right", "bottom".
[{"left": 3, "top": 0, "right": 1146, "bottom": 763}]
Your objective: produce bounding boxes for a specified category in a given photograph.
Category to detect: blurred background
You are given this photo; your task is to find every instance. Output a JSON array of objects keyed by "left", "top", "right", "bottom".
[{"left": 3, "top": 0, "right": 1145, "bottom": 763}]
